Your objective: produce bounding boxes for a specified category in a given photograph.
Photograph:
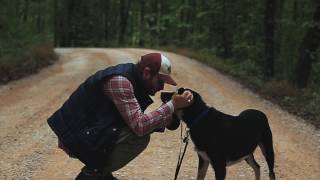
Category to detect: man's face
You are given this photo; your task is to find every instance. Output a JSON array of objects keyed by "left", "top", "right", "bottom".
[{"left": 143, "top": 69, "right": 165, "bottom": 96}]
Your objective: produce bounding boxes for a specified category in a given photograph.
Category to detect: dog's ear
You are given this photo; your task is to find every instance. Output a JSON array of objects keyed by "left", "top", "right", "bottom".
[{"left": 178, "top": 87, "right": 185, "bottom": 94}]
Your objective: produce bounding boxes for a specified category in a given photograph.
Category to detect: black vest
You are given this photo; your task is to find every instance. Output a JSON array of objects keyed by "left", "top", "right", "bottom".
[{"left": 47, "top": 63, "right": 153, "bottom": 169}]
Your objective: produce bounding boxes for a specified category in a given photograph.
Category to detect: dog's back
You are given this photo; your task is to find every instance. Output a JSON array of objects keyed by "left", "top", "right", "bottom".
[
  {"left": 190, "top": 109, "right": 270, "bottom": 160},
  {"left": 191, "top": 108, "right": 275, "bottom": 179}
]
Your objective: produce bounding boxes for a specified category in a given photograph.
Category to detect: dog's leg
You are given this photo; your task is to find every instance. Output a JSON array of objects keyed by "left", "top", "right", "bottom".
[
  {"left": 259, "top": 123, "right": 275, "bottom": 180},
  {"left": 245, "top": 154, "right": 260, "bottom": 180},
  {"left": 259, "top": 143, "right": 275, "bottom": 180},
  {"left": 211, "top": 161, "right": 226, "bottom": 180},
  {"left": 257, "top": 115, "right": 275, "bottom": 180},
  {"left": 196, "top": 154, "right": 209, "bottom": 180}
]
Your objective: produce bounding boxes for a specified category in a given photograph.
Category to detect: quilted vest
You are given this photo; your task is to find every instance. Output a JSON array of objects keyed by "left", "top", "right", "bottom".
[{"left": 47, "top": 63, "right": 153, "bottom": 169}]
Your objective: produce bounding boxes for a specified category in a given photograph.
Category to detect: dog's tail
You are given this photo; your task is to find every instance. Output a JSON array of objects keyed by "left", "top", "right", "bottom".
[{"left": 259, "top": 114, "right": 276, "bottom": 180}]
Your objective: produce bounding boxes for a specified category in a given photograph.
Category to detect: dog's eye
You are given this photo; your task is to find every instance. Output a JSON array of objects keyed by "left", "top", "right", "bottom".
[
  {"left": 161, "top": 92, "right": 174, "bottom": 102},
  {"left": 178, "top": 88, "right": 185, "bottom": 94}
]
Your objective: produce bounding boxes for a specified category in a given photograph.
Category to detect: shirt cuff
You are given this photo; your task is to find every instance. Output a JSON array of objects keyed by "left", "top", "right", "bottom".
[{"left": 166, "top": 100, "right": 175, "bottom": 112}]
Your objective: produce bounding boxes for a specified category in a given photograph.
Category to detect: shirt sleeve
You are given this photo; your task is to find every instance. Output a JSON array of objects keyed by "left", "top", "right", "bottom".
[{"left": 103, "top": 75, "right": 174, "bottom": 136}]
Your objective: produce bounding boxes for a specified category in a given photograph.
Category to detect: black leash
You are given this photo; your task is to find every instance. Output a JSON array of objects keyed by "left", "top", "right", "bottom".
[{"left": 174, "top": 124, "right": 190, "bottom": 180}]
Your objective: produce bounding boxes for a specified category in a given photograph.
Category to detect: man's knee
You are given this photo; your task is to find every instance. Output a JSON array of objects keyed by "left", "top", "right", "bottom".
[
  {"left": 101, "top": 134, "right": 150, "bottom": 173},
  {"left": 135, "top": 134, "right": 150, "bottom": 152}
]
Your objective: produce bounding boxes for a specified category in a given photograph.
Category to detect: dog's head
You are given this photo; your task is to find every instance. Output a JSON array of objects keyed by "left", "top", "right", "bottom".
[{"left": 161, "top": 88, "right": 207, "bottom": 126}]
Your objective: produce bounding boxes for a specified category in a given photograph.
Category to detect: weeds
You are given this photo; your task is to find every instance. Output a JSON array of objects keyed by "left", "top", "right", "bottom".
[
  {"left": 0, "top": 42, "right": 57, "bottom": 84},
  {"left": 163, "top": 47, "right": 320, "bottom": 128}
]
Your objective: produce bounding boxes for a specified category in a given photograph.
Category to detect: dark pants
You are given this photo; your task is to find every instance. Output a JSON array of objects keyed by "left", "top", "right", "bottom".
[
  {"left": 100, "top": 127, "right": 150, "bottom": 176},
  {"left": 74, "top": 128, "right": 150, "bottom": 179}
]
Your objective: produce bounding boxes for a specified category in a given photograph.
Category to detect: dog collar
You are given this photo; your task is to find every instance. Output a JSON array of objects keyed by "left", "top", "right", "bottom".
[{"left": 186, "top": 107, "right": 210, "bottom": 128}]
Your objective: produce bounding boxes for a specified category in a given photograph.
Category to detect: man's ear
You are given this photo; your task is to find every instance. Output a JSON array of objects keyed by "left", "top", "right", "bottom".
[
  {"left": 178, "top": 87, "right": 185, "bottom": 94},
  {"left": 142, "top": 67, "right": 152, "bottom": 80}
]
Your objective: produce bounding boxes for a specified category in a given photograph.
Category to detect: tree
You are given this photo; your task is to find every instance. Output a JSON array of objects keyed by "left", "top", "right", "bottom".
[
  {"left": 139, "top": 0, "right": 145, "bottom": 46},
  {"left": 263, "top": 0, "right": 276, "bottom": 79},
  {"left": 102, "top": 0, "right": 110, "bottom": 44},
  {"left": 119, "top": 0, "right": 131, "bottom": 45},
  {"left": 295, "top": 2, "right": 320, "bottom": 88}
]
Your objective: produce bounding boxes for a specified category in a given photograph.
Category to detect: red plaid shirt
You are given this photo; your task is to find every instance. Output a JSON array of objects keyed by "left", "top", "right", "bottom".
[{"left": 103, "top": 76, "right": 174, "bottom": 136}]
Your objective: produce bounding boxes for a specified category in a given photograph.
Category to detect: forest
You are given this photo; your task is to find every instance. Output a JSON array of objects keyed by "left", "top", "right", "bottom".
[{"left": 0, "top": 0, "right": 319, "bottom": 126}]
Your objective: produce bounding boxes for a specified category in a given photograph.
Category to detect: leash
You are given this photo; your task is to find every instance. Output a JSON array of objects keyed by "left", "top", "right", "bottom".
[{"left": 174, "top": 124, "right": 190, "bottom": 180}]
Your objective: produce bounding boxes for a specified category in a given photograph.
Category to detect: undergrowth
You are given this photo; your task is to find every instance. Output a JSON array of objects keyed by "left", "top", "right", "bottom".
[
  {"left": 163, "top": 47, "right": 320, "bottom": 128},
  {"left": 0, "top": 42, "right": 57, "bottom": 84}
]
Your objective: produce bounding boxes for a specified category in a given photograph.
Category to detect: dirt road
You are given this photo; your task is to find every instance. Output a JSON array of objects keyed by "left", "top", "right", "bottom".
[{"left": 0, "top": 48, "right": 319, "bottom": 180}]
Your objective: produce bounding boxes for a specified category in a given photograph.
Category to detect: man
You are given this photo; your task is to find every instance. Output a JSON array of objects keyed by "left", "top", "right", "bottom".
[{"left": 47, "top": 52, "right": 193, "bottom": 180}]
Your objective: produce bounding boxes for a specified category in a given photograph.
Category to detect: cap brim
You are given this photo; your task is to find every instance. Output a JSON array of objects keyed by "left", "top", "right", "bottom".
[{"left": 159, "top": 74, "right": 177, "bottom": 86}]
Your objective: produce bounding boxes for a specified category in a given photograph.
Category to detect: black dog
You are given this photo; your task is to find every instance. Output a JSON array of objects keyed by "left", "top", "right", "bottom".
[{"left": 161, "top": 88, "right": 275, "bottom": 180}]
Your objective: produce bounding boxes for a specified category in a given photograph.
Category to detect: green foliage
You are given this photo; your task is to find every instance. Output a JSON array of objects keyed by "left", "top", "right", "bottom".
[
  {"left": 1, "top": 0, "right": 320, "bottom": 124},
  {"left": 0, "top": 0, "right": 56, "bottom": 84},
  {"left": 164, "top": 46, "right": 319, "bottom": 126},
  {"left": 262, "top": 80, "right": 298, "bottom": 98},
  {"left": 0, "top": 0, "right": 54, "bottom": 55},
  {"left": 304, "top": 91, "right": 320, "bottom": 117}
]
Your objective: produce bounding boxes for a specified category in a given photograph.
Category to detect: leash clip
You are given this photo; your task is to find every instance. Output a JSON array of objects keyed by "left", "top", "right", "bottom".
[{"left": 183, "top": 129, "right": 189, "bottom": 143}]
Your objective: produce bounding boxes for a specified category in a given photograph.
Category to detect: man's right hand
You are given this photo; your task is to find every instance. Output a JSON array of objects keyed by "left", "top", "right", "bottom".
[{"left": 171, "top": 90, "right": 194, "bottom": 110}]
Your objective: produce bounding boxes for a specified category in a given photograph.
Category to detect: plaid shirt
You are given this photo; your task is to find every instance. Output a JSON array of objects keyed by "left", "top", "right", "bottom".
[{"left": 103, "top": 75, "right": 174, "bottom": 136}]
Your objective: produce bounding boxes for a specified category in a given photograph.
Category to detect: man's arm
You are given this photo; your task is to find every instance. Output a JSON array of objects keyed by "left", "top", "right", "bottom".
[{"left": 103, "top": 76, "right": 174, "bottom": 136}]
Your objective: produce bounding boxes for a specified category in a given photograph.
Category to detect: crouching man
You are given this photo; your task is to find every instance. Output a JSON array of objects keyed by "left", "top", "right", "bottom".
[{"left": 47, "top": 53, "right": 193, "bottom": 179}]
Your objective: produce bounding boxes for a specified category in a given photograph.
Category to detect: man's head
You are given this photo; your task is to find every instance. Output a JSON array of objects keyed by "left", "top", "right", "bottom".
[{"left": 137, "top": 53, "right": 177, "bottom": 95}]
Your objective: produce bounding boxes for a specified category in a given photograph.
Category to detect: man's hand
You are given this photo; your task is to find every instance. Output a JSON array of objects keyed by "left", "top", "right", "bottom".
[{"left": 172, "top": 90, "right": 194, "bottom": 110}]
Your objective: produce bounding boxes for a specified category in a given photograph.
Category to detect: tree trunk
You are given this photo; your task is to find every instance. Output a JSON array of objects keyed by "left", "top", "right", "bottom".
[
  {"left": 295, "top": 2, "right": 320, "bottom": 88},
  {"left": 60, "top": 0, "right": 69, "bottom": 46},
  {"left": 119, "top": 0, "right": 131, "bottom": 45},
  {"left": 36, "top": 11, "right": 41, "bottom": 33},
  {"left": 59, "top": 0, "right": 77, "bottom": 47},
  {"left": 54, "top": 0, "right": 59, "bottom": 46},
  {"left": 139, "top": 0, "right": 145, "bottom": 47},
  {"left": 263, "top": 0, "right": 276, "bottom": 80},
  {"left": 15, "top": 0, "right": 20, "bottom": 17},
  {"left": 22, "top": 0, "right": 29, "bottom": 22},
  {"left": 178, "top": 0, "right": 186, "bottom": 43},
  {"left": 293, "top": 0, "right": 298, "bottom": 22},
  {"left": 221, "top": 0, "right": 232, "bottom": 58},
  {"left": 275, "top": 0, "right": 285, "bottom": 62},
  {"left": 103, "top": 0, "right": 110, "bottom": 44}
]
